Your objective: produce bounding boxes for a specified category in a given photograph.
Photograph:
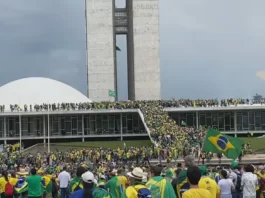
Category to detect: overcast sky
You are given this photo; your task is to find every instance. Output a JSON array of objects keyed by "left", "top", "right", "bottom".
[{"left": 0, "top": 0, "right": 265, "bottom": 100}]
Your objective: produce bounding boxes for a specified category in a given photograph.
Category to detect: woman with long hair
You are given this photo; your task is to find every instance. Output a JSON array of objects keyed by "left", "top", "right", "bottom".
[
  {"left": 82, "top": 172, "right": 94, "bottom": 198},
  {"left": 218, "top": 169, "right": 234, "bottom": 198}
]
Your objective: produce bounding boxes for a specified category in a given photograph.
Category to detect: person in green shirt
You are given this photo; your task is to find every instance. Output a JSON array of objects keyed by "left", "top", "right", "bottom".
[
  {"left": 146, "top": 165, "right": 176, "bottom": 198},
  {"left": 104, "top": 169, "right": 122, "bottom": 198},
  {"left": 26, "top": 168, "right": 43, "bottom": 198}
]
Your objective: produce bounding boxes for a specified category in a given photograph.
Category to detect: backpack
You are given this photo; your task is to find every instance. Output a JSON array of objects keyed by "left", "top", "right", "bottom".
[
  {"left": 5, "top": 182, "right": 14, "bottom": 196},
  {"left": 136, "top": 188, "right": 152, "bottom": 198},
  {"left": 234, "top": 172, "right": 242, "bottom": 192}
]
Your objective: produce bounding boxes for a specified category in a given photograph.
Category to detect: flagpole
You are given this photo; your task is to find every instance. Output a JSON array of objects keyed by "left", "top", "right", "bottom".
[
  {"left": 19, "top": 98, "right": 22, "bottom": 152},
  {"left": 19, "top": 113, "right": 22, "bottom": 152},
  {"left": 47, "top": 103, "right": 50, "bottom": 153}
]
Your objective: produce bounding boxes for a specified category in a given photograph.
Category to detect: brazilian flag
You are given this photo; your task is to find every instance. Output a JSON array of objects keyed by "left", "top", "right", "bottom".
[
  {"left": 15, "top": 179, "right": 28, "bottom": 194},
  {"left": 42, "top": 176, "right": 52, "bottom": 193},
  {"left": 202, "top": 128, "right": 244, "bottom": 160},
  {"left": 70, "top": 177, "right": 83, "bottom": 193}
]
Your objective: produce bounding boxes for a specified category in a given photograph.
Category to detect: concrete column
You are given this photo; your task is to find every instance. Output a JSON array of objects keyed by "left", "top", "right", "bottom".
[
  {"left": 82, "top": 114, "right": 85, "bottom": 142},
  {"left": 120, "top": 114, "right": 123, "bottom": 141},
  {"left": 234, "top": 111, "right": 237, "bottom": 137},
  {"left": 4, "top": 117, "right": 6, "bottom": 145},
  {"left": 58, "top": 116, "right": 61, "bottom": 135},
  {"left": 43, "top": 115, "right": 46, "bottom": 145},
  {"left": 196, "top": 112, "right": 199, "bottom": 129}
]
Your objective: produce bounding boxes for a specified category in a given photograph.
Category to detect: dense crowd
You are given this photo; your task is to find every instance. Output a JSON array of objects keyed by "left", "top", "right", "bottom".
[
  {"left": 0, "top": 151, "right": 264, "bottom": 198},
  {"left": 0, "top": 98, "right": 264, "bottom": 113},
  {"left": 0, "top": 99, "right": 256, "bottom": 153}
]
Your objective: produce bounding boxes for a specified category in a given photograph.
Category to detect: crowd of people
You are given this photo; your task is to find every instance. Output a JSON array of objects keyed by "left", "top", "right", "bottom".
[
  {"left": 0, "top": 98, "right": 264, "bottom": 113},
  {"left": 0, "top": 99, "right": 255, "bottom": 155},
  {"left": 0, "top": 98, "right": 258, "bottom": 197},
  {"left": 0, "top": 152, "right": 264, "bottom": 198}
]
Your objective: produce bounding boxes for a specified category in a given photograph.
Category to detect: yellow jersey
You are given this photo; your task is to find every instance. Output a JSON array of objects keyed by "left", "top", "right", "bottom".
[
  {"left": 182, "top": 188, "right": 212, "bottom": 198},
  {"left": 118, "top": 175, "right": 128, "bottom": 190},
  {"left": 198, "top": 177, "right": 220, "bottom": 198},
  {"left": 125, "top": 184, "right": 147, "bottom": 198},
  {"left": 0, "top": 177, "right": 7, "bottom": 193},
  {"left": 9, "top": 177, "right": 18, "bottom": 186}
]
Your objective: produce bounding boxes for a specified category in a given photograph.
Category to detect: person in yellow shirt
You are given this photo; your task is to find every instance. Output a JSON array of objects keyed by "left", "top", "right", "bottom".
[
  {"left": 125, "top": 167, "right": 149, "bottom": 198},
  {"left": 0, "top": 171, "right": 8, "bottom": 196},
  {"left": 117, "top": 169, "right": 128, "bottom": 190},
  {"left": 9, "top": 172, "right": 18, "bottom": 186},
  {"left": 182, "top": 166, "right": 212, "bottom": 198},
  {"left": 199, "top": 174, "right": 220, "bottom": 198},
  {"left": 257, "top": 167, "right": 265, "bottom": 198}
]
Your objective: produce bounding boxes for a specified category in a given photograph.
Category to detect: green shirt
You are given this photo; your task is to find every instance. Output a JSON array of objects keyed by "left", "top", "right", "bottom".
[
  {"left": 146, "top": 176, "right": 176, "bottom": 198},
  {"left": 93, "top": 188, "right": 113, "bottom": 198},
  {"left": 26, "top": 175, "right": 43, "bottom": 197},
  {"left": 104, "top": 176, "right": 121, "bottom": 198}
]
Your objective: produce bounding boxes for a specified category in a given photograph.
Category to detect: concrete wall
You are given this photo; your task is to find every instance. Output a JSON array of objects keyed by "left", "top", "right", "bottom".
[
  {"left": 129, "top": 0, "right": 161, "bottom": 100},
  {"left": 85, "top": 0, "right": 116, "bottom": 101}
]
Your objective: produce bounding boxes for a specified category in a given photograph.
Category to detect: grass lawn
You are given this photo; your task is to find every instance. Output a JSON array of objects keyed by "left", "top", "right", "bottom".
[
  {"left": 54, "top": 138, "right": 265, "bottom": 151},
  {"left": 55, "top": 140, "right": 152, "bottom": 149},
  {"left": 239, "top": 137, "right": 265, "bottom": 151}
]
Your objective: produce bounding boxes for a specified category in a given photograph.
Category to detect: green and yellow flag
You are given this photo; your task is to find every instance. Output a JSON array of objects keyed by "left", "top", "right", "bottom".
[
  {"left": 202, "top": 128, "right": 244, "bottom": 160},
  {"left": 108, "top": 90, "right": 116, "bottom": 98},
  {"left": 70, "top": 177, "right": 83, "bottom": 193},
  {"left": 147, "top": 176, "right": 176, "bottom": 198}
]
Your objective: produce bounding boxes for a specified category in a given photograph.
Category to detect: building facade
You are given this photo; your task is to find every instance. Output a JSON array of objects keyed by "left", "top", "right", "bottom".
[
  {"left": 85, "top": 0, "right": 161, "bottom": 101},
  {"left": 2, "top": 105, "right": 265, "bottom": 145},
  {"left": 0, "top": 110, "right": 147, "bottom": 145},
  {"left": 167, "top": 105, "right": 265, "bottom": 136}
]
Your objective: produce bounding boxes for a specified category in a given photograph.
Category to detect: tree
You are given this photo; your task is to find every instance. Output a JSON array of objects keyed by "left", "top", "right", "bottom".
[{"left": 253, "top": 93, "right": 263, "bottom": 101}]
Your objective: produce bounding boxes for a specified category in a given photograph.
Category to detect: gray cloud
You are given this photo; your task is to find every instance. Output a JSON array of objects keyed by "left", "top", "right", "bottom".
[
  {"left": 0, "top": 0, "right": 265, "bottom": 100},
  {"left": 0, "top": 0, "right": 86, "bottom": 92}
]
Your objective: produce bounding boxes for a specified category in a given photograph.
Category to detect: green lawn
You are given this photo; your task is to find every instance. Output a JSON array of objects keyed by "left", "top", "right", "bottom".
[
  {"left": 55, "top": 140, "right": 152, "bottom": 149},
  {"left": 239, "top": 137, "right": 265, "bottom": 151},
  {"left": 52, "top": 137, "right": 265, "bottom": 151}
]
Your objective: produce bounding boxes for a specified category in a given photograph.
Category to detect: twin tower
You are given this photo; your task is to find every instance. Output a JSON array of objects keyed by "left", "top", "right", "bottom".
[{"left": 85, "top": 0, "right": 161, "bottom": 101}]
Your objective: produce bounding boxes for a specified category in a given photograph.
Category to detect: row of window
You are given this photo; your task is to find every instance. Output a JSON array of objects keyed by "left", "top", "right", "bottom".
[
  {"left": 0, "top": 114, "right": 146, "bottom": 137},
  {"left": 169, "top": 111, "right": 265, "bottom": 131}
]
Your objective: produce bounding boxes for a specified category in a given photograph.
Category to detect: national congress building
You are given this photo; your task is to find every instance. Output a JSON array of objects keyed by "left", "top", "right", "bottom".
[
  {"left": 0, "top": 0, "right": 264, "bottom": 147},
  {"left": 85, "top": 0, "right": 161, "bottom": 101},
  {"left": 0, "top": 77, "right": 264, "bottom": 147}
]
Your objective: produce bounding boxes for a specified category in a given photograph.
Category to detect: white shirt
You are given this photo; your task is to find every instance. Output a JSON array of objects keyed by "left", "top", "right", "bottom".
[
  {"left": 241, "top": 172, "right": 258, "bottom": 198},
  {"left": 218, "top": 178, "right": 234, "bottom": 195},
  {"left": 229, "top": 171, "right": 238, "bottom": 185},
  {"left": 58, "top": 171, "right": 71, "bottom": 188}
]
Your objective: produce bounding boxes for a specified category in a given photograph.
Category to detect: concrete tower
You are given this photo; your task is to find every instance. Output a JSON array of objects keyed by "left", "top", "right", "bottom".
[{"left": 85, "top": 0, "right": 161, "bottom": 101}]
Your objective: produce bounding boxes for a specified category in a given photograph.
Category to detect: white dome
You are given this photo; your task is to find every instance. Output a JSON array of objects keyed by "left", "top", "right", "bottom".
[{"left": 0, "top": 77, "right": 92, "bottom": 110}]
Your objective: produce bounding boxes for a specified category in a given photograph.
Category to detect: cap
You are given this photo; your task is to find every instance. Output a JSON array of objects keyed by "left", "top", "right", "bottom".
[{"left": 82, "top": 171, "right": 95, "bottom": 183}]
